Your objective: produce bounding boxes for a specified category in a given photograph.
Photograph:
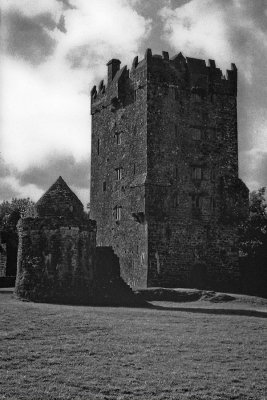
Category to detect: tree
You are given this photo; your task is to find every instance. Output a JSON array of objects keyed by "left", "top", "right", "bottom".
[
  {"left": 239, "top": 187, "right": 267, "bottom": 297},
  {"left": 0, "top": 198, "right": 35, "bottom": 229},
  {"left": 239, "top": 187, "right": 267, "bottom": 259}
]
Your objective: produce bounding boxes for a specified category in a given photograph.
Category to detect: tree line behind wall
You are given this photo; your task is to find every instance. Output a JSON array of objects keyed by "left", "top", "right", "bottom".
[{"left": 0, "top": 198, "right": 35, "bottom": 277}]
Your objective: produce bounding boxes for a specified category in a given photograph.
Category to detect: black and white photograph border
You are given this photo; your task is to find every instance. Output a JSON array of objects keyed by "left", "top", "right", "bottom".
[{"left": 0, "top": 1, "right": 267, "bottom": 399}]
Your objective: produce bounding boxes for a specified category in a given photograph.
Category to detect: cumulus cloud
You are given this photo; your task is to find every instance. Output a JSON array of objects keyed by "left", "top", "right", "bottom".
[
  {"left": 0, "top": 180, "right": 20, "bottom": 201},
  {"left": 17, "top": 154, "right": 90, "bottom": 191},
  {"left": 2, "top": 11, "right": 57, "bottom": 65},
  {"left": 159, "top": 0, "right": 267, "bottom": 190},
  {"left": 0, "top": 0, "right": 151, "bottom": 204},
  {"left": 56, "top": 0, "right": 76, "bottom": 11},
  {"left": 0, "top": 0, "right": 62, "bottom": 17},
  {"left": 61, "top": 0, "right": 151, "bottom": 69},
  {"left": 0, "top": 56, "right": 91, "bottom": 170},
  {"left": 240, "top": 149, "right": 267, "bottom": 191},
  {"left": 0, "top": 158, "right": 12, "bottom": 179}
]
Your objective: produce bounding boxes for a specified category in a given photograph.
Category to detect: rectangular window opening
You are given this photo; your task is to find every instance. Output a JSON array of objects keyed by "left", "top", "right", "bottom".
[
  {"left": 103, "top": 181, "right": 106, "bottom": 192},
  {"left": 192, "top": 129, "right": 202, "bottom": 141},
  {"left": 97, "top": 138, "right": 100, "bottom": 155}
]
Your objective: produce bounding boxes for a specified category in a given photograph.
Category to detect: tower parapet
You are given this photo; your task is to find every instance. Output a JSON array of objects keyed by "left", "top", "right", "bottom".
[{"left": 91, "top": 49, "right": 237, "bottom": 116}]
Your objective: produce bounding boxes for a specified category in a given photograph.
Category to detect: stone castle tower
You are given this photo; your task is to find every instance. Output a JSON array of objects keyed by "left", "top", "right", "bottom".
[{"left": 90, "top": 49, "right": 248, "bottom": 290}]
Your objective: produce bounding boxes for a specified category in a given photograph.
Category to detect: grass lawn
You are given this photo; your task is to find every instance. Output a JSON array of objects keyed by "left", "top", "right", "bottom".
[{"left": 0, "top": 290, "right": 266, "bottom": 400}]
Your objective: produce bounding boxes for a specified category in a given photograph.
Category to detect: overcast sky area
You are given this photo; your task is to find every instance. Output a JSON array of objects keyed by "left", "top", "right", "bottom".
[{"left": 0, "top": 0, "right": 266, "bottom": 206}]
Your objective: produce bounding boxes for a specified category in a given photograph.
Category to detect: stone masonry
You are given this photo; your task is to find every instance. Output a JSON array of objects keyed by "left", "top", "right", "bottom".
[
  {"left": 0, "top": 240, "right": 7, "bottom": 277},
  {"left": 15, "top": 177, "right": 96, "bottom": 303},
  {"left": 15, "top": 176, "right": 136, "bottom": 305},
  {"left": 90, "top": 49, "right": 249, "bottom": 290}
]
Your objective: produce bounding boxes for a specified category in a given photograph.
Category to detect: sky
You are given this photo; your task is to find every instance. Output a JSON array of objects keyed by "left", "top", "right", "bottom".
[{"left": 0, "top": 0, "right": 266, "bottom": 206}]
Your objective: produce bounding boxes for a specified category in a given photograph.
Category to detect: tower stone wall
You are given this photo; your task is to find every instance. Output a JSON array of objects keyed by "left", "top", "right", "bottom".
[
  {"left": 0, "top": 241, "right": 7, "bottom": 277},
  {"left": 90, "top": 50, "right": 249, "bottom": 290}
]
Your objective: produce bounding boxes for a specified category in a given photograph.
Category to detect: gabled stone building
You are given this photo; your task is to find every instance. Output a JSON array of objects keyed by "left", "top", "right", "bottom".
[{"left": 90, "top": 49, "right": 249, "bottom": 290}]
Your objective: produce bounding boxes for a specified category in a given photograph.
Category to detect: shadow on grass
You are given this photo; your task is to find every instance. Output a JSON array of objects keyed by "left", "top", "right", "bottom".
[
  {"left": 2, "top": 288, "right": 267, "bottom": 318},
  {"left": 149, "top": 303, "right": 267, "bottom": 319}
]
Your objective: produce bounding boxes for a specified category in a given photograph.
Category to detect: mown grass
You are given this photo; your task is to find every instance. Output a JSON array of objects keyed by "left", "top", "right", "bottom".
[{"left": 0, "top": 291, "right": 266, "bottom": 400}]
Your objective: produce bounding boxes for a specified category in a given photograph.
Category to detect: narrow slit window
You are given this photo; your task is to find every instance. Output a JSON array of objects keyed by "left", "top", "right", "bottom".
[
  {"left": 114, "top": 205, "right": 122, "bottom": 221},
  {"left": 192, "top": 194, "right": 202, "bottom": 210},
  {"left": 174, "top": 124, "right": 178, "bottom": 139},
  {"left": 103, "top": 181, "right": 106, "bottom": 192},
  {"left": 97, "top": 138, "right": 100, "bottom": 155},
  {"left": 115, "top": 167, "right": 122, "bottom": 180},
  {"left": 210, "top": 169, "right": 216, "bottom": 181},
  {"left": 210, "top": 197, "right": 216, "bottom": 211},
  {"left": 173, "top": 194, "right": 179, "bottom": 208},
  {"left": 192, "top": 167, "right": 203, "bottom": 180},
  {"left": 170, "top": 87, "right": 179, "bottom": 100},
  {"left": 133, "top": 163, "right": 136, "bottom": 175},
  {"left": 115, "top": 133, "right": 121, "bottom": 145}
]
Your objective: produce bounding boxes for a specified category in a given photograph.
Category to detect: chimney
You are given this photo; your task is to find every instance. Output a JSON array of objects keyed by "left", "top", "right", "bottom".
[{"left": 106, "top": 59, "right": 121, "bottom": 85}]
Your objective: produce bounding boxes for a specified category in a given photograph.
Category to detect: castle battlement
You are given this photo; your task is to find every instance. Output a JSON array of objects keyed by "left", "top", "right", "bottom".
[{"left": 91, "top": 49, "right": 237, "bottom": 115}]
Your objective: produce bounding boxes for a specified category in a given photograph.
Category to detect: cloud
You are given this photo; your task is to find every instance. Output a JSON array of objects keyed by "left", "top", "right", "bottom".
[
  {"left": 159, "top": 0, "right": 267, "bottom": 191},
  {"left": 0, "top": 0, "right": 151, "bottom": 204},
  {"left": 0, "top": 158, "right": 12, "bottom": 179},
  {"left": 0, "top": 56, "right": 92, "bottom": 170},
  {"left": 2, "top": 10, "right": 57, "bottom": 65},
  {"left": 17, "top": 154, "right": 90, "bottom": 190},
  {"left": 61, "top": 0, "right": 151, "bottom": 69},
  {"left": 56, "top": 0, "right": 76, "bottom": 10},
  {"left": 0, "top": 0, "right": 62, "bottom": 18},
  {"left": 0, "top": 179, "right": 20, "bottom": 201},
  {"left": 240, "top": 149, "right": 267, "bottom": 191}
]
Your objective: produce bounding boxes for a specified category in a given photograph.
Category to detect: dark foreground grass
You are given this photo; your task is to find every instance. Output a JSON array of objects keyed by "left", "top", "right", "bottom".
[{"left": 0, "top": 291, "right": 266, "bottom": 400}]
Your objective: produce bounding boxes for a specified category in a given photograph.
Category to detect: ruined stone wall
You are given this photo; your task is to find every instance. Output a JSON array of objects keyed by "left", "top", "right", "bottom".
[
  {"left": 15, "top": 217, "right": 97, "bottom": 302},
  {"left": 91, "top": 59, "right": 148, "bottom": 288},
  {"left": 146, "top": 53, "right": 248, "bottom": 290}
]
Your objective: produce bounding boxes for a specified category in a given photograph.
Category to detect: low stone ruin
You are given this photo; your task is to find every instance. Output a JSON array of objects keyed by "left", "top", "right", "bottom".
[{"left": 15, "top": 177, "right": 139, "bottom": 305}]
